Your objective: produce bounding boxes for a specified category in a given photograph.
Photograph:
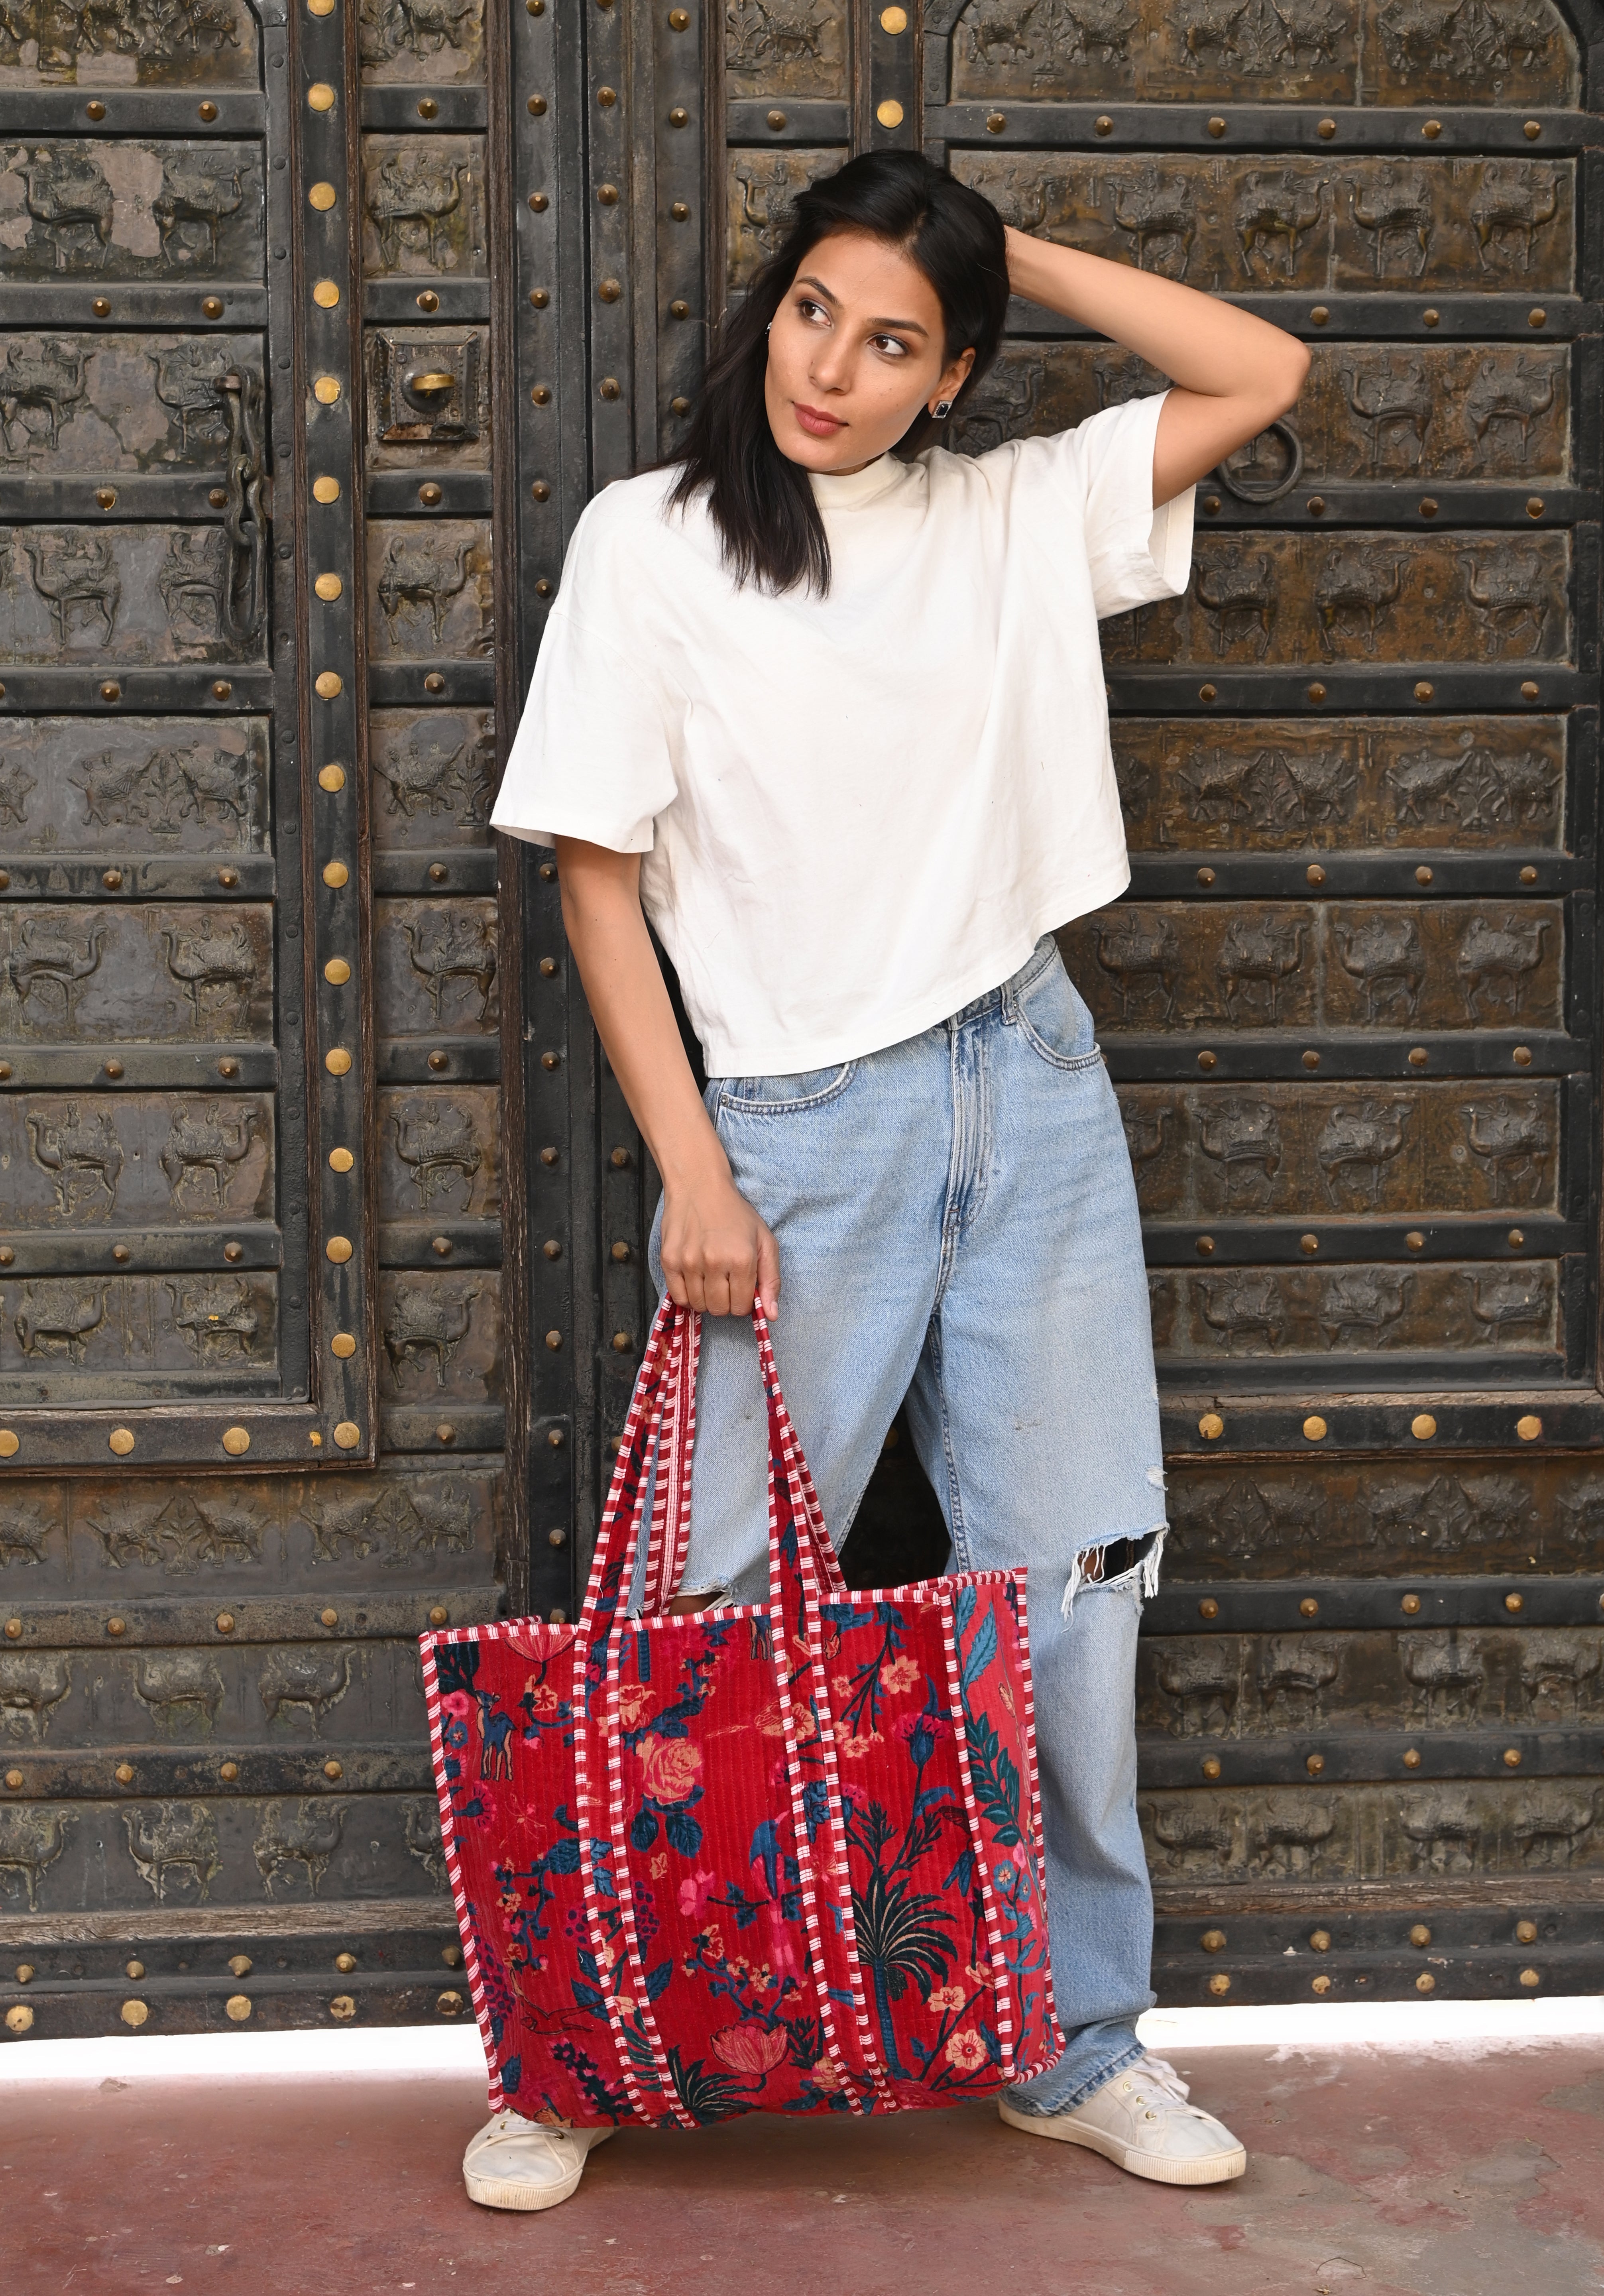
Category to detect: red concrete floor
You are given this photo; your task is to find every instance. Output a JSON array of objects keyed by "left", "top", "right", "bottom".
[{"left": 5, "top": 2044, "right": 1604, "bottom": 2296}]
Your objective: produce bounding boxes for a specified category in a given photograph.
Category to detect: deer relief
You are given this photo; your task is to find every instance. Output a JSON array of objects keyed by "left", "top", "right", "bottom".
[
  {"left": 14, "top": 1281, "right": 105, "bottom": 1363},
  {"left": 1152, "top": 1644, "right": 1238, "bottom": 1738},
  {"left": 1341, "top": 355, "right": 1432, "bottom": 472},
  {"left": 150, "top": 341, "right": 235, "bottom": 452},
  {"left": 365, "top": 148, "right": 471, "bottom": 270},
  {"left": 0, "top": 1654, "right": 71, "bottom": 1745},
  {"left": 258, "top": 1647, "right": 356, "bottom": 1730},
  {"left": 1197, "top": 1270, "right": 1287, "bottom": 1352},
  {"left": 1469, "top": 164, "right": 1559, "bottom": 275},
  {"left": 1271, "top": 745, "right": 1357, "bottom": 831},
  {"left": 1257, "top": 1636, "right": 1340, "bottom": 1718},
  {"left": 1274, "top": 0, "right": 1346, "bottom": 65},
  {"left": 1403, "top": 1631, "right": 1485, "bottom": 1725},
  {"left": 1513, "top": 1787, "right": 1599, "bottom": 1871},
  {"left": 1455, "top": 911, "right": 1547, "bottom": 1022},
  {"left": 157, "top": 529, "right": 226, "bottom": 652},
  {"left": 165, "top": 1276, "right": 259, "bottom": 1363},
  {"left": 154, "top": 157, "right": 245, "bottom": 269},
  {"left": 384, "top": 1282, "right": 480, "bottom": 1388},
  {"left": 254, "top": 1799, "right": 346, "bottom": 1897},
  {"left": 1319, "top": 1268, "right": 1412, "bottom": 1349},
  {"left": 0, "top": 1805, "right": 70, "bottom": 1911},
  {"left": 1108, "top": 165, "right": 1195, "bottom": 278},
  {"left": 25, "top": 1101, "right": 124, "bottom": 1221},
  {"left": 1176, "top": 0, "right": 1250, "bottom": 70},
  {"left": 130, "top": 1653, "right": 225, "bottom": 1736},
  {"left": 1193, "top": 549, "right": 1274, "bottom": 659},
  {"left": 1401, "top": 1787, "right": 1481, "bottom": 1874},
  {"left": 362, "top": 0, "right": 481, "bottom": 63},
  {"left": 726, "top": 0, "right": 837, "bottom": 70},
  {"left": 18, "top": 148, "right": 114, "bottom": 271},
  {"left": 1250, "top": 1793, "right": 1336, "bottom": 1879},
  {"left": 161, "top": 914, "right": 256, "bottom": 1028},
  {"left": 1518, "top": 1633, "right": 1601, "bottom": 1722},
  {"left": 1197, "top": 1096, "right": 1282, "bottom": 1211},
  {"left": 1060, "top": 0, "right": 1138, "bottom": 63},
  {"left": 1093, "top": 910, "right": 1179, "bottom": 1024},
  {"left": 1235, "top": 171, "right": 1324, "bottom": 282},
  {"left": 374, "top": 729, "right": 467, "bottom": 819},
  {"left": 161, "top": 1101, "right": 259, "bottom": 1211},
  {"left": 1315, "top": 1098, "right": 1411, "bottom": 1208},
  {"left": 1461, "top": 546, "right": 1550, "bottom": 657},
  {"left": 1215, "top": 912, "right": 1304, "bottom": 1023},
  {"left": 0, "top": 1506, "right": 50, "bottom": 1568},
  {"left": 0, "top": 336, "right": 86, "bottom": 457},
  {"left": 1315, "top": 543, "right": 1403, "bottom": 658},
  {"left": 1332, "top": 913, "right": 1425, "bottom": 1024},
  {"left": 1461, "top": 1095, "right": 1550, "bottom": 1206},
  {"left": 402, "top": 906, "right": 497, "bottom": 1024},
  {"left": 1462, "top": 354, "right": 1555, "bottom": 464},
  {"left": 1352, "top": 165, "right": 1434, "bottom": 278},
  {"left": 377, "top": 533, "right": 472, "bottom": 649},
  {"left": 1465, "top": 1267, "right": 1549, "bottom": 1346},
  {"left": 393, "top": 1097, "right": 483, "bottom": 1211},
  {"left": 20, "top": 530, "right": 119, "bottom": 647},
  {"left": 122, "top": 1801, "right": 220, "bottom": 1902}
]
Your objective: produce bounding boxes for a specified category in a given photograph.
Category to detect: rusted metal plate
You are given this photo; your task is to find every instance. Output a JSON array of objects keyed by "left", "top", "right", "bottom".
[
  {"left": 365, "top": 519, "right": 493, "bottom": 659},
  {"left": 1101, "top": 533, "right": 1571, "bottom": 670},
  {"left": 0, "top": 1091, "right": 274, "bottom": 1228},
  {"left": 0, "top": 1271, "right": 279, "bottom": 1398},
  {"left": 0, "top": 0, "right": 260, "bottom": 87},
  {"left": 1, "top": 525, "right": 267, "bottom": 666},
  {"left": 376, "top": 1086, "right": 500, "bottom": 1223},
  {"left": 364, "top": 328, "right": 489, "bottom": 466},
  {"left": 0, "top": 1465, "right": 499, "bottom": 1594},
  {"left": 360, "top": 135, "right": 486, "bottom": 279},
  {"left": 953, "top": 155, "right": 1574, "bottom": 294},
  {"left": 948, "top": 0, "right": 1579, "bottom": 107},
  {"left": 726, "top": 146, "right": 847, "bottom": 285},
  {"left": 725, "top": 0, "right": 846, "bottom": 99},
  {"left": 0, "top": 334, "right": 263, "bottom": 472},
  {"left": 376, "top": 1272, "right": 501, "bottom": 1404},
  {"left": 1149, "top": 1258, "right": 1559, "bottom": 1361},
  {"left": 360, "top": 0, "right": 485, "bottom": 81},
  {"left": 369, "top": 708, "right": 495, "bottom": 847},
  {"left": 1061, "top": 898, "right": 1564, "bottom": 1032},
  {"left": 1165, "top": 1458, "right": 1601, "bottom": 1578},
  {"left": 1113, "top": 717, "right": 1565, "bottom": 854},
  {"left": 952, "top": 342, "right": 1570, "bottom": 485},
  {"left": 1138, "top": 1626, "right": 1604, "bottom": 1738},
  {"left": 0, "top": 903, "right": 275, "bottom": 1044},
  {"left": 0, "top": 141, "right": 263, "bottom": 279},
  {"left": 0, "top": 716, "right": 267, "bottom": 858},
  {"left": 1118, "top": 1080, "right": 1560, "bottom": 1218},
  {"left": 1140, "top": 1776, "right": 1602, "bottom": 1882},
  {"left": 372, "top": 896, "right": 497, "bottom": 1037}
]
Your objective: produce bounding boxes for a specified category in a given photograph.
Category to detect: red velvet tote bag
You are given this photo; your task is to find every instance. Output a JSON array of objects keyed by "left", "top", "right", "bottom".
[{"left": 421, "top": 1297, "right": 1064, "bottom": 2127}]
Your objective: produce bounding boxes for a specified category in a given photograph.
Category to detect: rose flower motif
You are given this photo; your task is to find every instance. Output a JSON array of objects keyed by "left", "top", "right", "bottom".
[
  {"left": 710, "top": 2023, "right": 789, "bottom": 2081},
  {"left": 637, "top": 1734, "right": 703, "bottom": 1804}
]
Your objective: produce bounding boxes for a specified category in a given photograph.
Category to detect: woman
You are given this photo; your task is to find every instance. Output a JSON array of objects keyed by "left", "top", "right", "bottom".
[{"left": 473, "top": 150, "right": 1307, "bottom": 2212}]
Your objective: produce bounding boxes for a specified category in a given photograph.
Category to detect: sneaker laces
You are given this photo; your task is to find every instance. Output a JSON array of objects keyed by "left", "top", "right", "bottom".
[{"left": 1126, "top": 2056, "right": 1192, "bottom": 2109}]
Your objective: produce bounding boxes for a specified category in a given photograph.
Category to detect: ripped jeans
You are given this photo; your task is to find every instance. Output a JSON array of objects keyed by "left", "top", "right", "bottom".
[{"left": 644, "top": 936, "right": 1166, "bottom": 2115}]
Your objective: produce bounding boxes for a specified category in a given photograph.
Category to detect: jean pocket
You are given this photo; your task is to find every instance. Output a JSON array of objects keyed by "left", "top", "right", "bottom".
[
  {"left": 1013, "top": 952, "right": 1103, "bottom": 1073},
  {"left": 717, "top": 1063, "right": 857, "bottom": 1115}
]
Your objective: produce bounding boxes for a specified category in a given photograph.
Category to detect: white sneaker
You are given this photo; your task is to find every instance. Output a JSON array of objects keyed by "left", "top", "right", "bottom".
[
  {"left": 999, "top": 2054, "right": 1246, "bottom": 2186},
  {"left": 462, "top": 2111, "right": 617, "bottom": 2210}
]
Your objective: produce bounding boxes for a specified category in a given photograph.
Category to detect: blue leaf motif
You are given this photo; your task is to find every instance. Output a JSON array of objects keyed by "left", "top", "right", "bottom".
[
  {"left": 645, "top": 1961, "right": 674, "bottom": 2002},
  {"left": 953, "top": 1584, "right": 977, "bottom": 1638},
  {"left": 961, "top": 1610, "right": 998, "bottom": 1690},
  {"left": 571, "top": 1980, "right": 608, "bottom": 2017},
  {"left": 630, "top": 1808, "right": 659, "bottom": 1852},
  {"left": 665, "top": 1806, "right": 704, "bottom": 1856}
]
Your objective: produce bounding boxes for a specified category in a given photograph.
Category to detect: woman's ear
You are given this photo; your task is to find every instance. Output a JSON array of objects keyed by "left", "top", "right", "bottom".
[{"left": 929, "top": 346, "right": 976, "bottom": 419}]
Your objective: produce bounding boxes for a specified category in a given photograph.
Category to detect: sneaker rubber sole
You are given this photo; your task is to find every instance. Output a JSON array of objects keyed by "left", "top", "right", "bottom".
[
  {"left": 464, "top": 2125, "right": 615, "bottom": 2211},
  {"left": 997, "top": 2097, "right": 1246, "bottom": 2185}
]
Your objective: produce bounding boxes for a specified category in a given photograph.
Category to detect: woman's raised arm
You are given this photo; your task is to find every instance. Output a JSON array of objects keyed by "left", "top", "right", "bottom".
[
  {"left": 1003, "top": 226, "right": 1309, "bottom": 505},
  {"left": 554, "top": 837, "right": 780, "bottom": 1317}
]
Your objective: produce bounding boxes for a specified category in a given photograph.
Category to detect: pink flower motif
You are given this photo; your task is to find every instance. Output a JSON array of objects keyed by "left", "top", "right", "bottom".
[
  {"left": 678, "top": 1867, "right": 717, "bottom": 1919},
  {"left": 440, "top": 1692, "right": 472, "bottom": 1720},
  {"left": 810, "top": 2058, "right": 844, "bottom": 2094},
  {"left": 892, "top": 1708, "right": 950, "bottom": 1745},
  {"left": 927, "top": 1984, "right": 966, "bottom": 2015},
  {"left": 1011, "top": 1842, "right": 1030, "bottom": 1871},
  {"left": 637, "top": 1734, "right": 703, "bottom": 1805},
  {"left": 833, "top": 1722, "right": 883, "bottom": 1759},
  {"left": 945, "top": 2028, "right": 989, "bottom": 2074},
  {"left": 709, "top": 2023, "right": 789, "bottom": 2081},
  {"left": 879, "top": 1656, "right": 920, "bottom": 1696},
  {"left": 615, "top": 1682, "right": 655, "bottom": 1730}
]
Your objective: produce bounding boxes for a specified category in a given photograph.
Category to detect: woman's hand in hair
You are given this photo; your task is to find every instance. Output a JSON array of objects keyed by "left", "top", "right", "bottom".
[
  {"left": 1002, "top": 225, "right": 1309, "bottom": 503},
  {"left": 553, "top": 836, "right": 780, "bottom": 1319}
]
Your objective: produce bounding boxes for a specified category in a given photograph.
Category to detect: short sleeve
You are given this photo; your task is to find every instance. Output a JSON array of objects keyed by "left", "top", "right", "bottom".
[
  {"left": 490, "top": 608, "right": 680, "bottom": 855},
  {"left": 1010, "top": 390, "right": 1194, "bottom": 622}
]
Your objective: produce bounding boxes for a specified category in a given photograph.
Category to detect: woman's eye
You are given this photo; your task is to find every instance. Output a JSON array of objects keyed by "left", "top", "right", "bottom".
[{"left": 871, "top": 335, "right": 909, "bottom": 358}]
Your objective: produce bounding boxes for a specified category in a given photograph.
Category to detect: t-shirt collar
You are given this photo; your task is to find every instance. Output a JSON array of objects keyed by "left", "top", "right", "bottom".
[{"left": 808, "top": 452, "right": 907, "bottom": 511}]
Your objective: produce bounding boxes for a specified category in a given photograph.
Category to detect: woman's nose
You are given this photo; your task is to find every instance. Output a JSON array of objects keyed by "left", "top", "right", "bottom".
[{"left": 809, "top": 339, "right": 852, "bottom": 393}]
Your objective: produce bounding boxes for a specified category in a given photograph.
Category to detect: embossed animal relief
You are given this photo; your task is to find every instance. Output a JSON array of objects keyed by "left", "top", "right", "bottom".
[
  {"left": 123, "top": 1800, "right": 220, "bottom": 1902},
  {"left": 0, "top": 1653, "right": 70, "bottom": 1743}
]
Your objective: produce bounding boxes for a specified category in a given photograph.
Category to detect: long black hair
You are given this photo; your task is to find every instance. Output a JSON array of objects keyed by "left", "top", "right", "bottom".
[{"left": 670, "top": 150, "right": 1009, "bottom": 597}]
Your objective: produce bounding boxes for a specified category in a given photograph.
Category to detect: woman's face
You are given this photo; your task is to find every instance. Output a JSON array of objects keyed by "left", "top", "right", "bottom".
[{"left": 765, "top": 228, "right": 975, "bottom": 475}]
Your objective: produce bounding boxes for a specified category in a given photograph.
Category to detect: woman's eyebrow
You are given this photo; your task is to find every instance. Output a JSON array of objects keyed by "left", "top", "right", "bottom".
[{"left": 794, "top": 274, "right": 928, "bottom": 336}]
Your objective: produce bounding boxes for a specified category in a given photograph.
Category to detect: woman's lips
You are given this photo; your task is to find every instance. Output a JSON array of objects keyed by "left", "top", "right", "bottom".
[{"left": 794, "top": 402, "right": 844, "bottom": 438}]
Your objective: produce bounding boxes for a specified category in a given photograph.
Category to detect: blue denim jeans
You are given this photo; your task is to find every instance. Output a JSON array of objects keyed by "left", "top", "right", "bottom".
[{"left": 643, "top": 935, "right": 1166, "bottom": 2114}]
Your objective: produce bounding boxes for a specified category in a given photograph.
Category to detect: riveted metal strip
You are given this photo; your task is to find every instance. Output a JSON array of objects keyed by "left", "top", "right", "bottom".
[{"left": 1145, "top": 1575, "right": 1604, "bottom": 1633}]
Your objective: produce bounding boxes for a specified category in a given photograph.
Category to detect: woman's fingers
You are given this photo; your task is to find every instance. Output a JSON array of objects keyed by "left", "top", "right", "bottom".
[{"left": 755, "top": 1223, "right": 782, "bottom": 1319}]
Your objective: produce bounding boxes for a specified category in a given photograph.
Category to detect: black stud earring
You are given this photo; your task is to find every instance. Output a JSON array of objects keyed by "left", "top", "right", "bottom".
[{"left": 932, "top": 399, "right": 953, "bottom": 420}]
